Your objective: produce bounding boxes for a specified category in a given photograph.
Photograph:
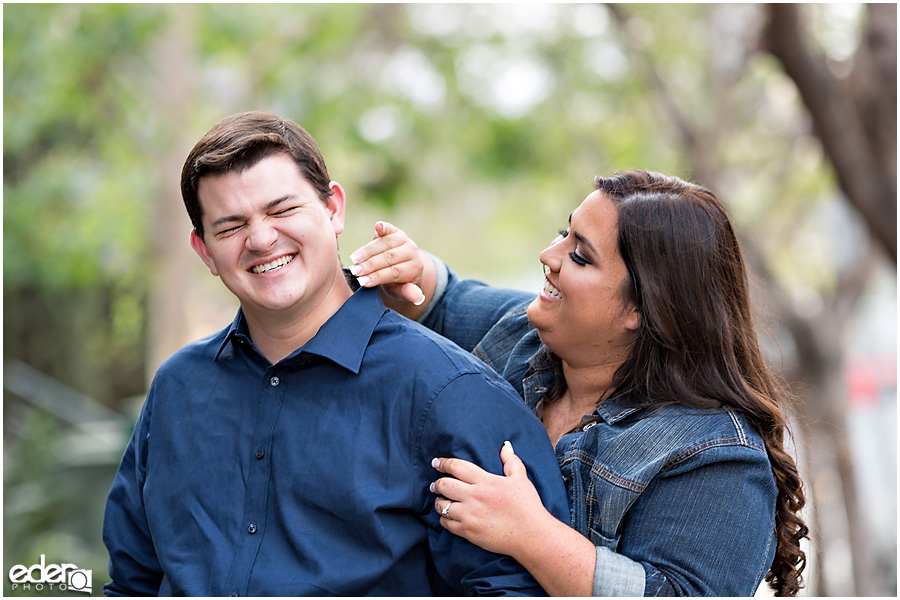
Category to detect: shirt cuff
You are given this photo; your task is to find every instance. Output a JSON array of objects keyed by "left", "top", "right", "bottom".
[
  {"left": 416, "top": 250, "right": 448, "bottom": 324},
  {"left": 593, "top": 546, "right": 646, "bottom": 597}
]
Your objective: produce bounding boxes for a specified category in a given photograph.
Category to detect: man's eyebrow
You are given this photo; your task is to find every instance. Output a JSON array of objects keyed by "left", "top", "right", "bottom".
[
  {"left": 568, "top": 212, "right": 598, "bottom": 255},
  {"left": 263, "top": 195, "right": 298, "bottom": 212},
  {"left": 211, "top": 213, "right": 246, "bottom": 229},
  {"left": 210, "top": 195, "right": 298, "bottom": 229}
]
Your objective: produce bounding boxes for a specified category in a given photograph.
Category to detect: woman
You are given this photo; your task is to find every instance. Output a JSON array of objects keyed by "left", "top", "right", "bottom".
[{"left": 349, "top": 170, "right": 808, "bottom": 596}]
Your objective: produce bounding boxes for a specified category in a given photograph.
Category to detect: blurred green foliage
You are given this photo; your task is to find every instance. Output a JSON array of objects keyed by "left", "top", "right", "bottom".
[{"left": 4, "top": 3, "right": 880, "bottom": 596}]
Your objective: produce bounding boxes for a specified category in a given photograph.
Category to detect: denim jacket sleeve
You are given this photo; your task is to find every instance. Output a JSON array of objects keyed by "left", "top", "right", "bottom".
[
  {"left": 591, "top": 442, "right": 777, "bottom": 596},
  {"left": 419, "top": 254, "right": 535, "bottom": 353}
]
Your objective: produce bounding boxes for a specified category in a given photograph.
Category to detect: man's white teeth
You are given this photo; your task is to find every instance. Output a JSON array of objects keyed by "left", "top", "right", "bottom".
[
  {"left": 543, "top": 278, "right": 562, "bottom": 299},
  {"left": 251, "top": 255, "right": 294, "bottom": 274}
]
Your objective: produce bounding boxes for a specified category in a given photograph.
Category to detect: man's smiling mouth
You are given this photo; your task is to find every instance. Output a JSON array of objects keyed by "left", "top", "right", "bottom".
[{"left": 250, "top": 254, "right": 295, "bottom": 274}]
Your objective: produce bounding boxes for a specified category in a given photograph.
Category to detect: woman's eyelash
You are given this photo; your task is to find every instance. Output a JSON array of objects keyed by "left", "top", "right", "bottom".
[
  {"left": 560, "top": 228, "right": 589, "bottom": 265},
  {"left": 569, "top": 251, "right": 588, "bottom": 266}
]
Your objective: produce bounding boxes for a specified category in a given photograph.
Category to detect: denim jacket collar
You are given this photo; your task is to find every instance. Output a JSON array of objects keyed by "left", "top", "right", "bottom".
[
  {"left": 523, "top": 347, "right": 644, "bottom": 425},
  {"left": 522, "top": 348, "right": 555, "bottom": 412}
]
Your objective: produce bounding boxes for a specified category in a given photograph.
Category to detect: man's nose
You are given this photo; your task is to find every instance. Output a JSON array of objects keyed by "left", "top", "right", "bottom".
[{"left": 245, "top": 221, "right": 277, "bottom": 251}]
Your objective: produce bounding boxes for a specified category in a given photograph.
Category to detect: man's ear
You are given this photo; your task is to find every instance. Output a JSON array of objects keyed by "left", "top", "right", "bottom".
[
  {"left": 190, "top": 230, "right": 219, "bottom": 276},
  {"left": 326, "top": 181, "right": 347, "bottom": 236}
]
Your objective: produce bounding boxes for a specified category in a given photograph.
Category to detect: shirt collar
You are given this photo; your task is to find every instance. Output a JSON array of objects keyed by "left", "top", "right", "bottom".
[
  {"left": 215, "top": 286, "right": 386, "bottom": 374},
  {"left": 216, "top": 309, "right": 253, "bottom": 360}
]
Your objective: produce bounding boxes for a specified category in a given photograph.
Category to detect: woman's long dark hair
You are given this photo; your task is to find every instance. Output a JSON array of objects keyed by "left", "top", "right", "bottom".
[{"left": 551, "top": 170, "right": 808, "bottom": 596}]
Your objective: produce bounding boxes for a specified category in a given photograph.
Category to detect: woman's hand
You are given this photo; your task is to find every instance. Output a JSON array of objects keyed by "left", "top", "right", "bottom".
[
  {"left": 349, "top": 221, "right": 435, "bottom": 318},
  {"left": 430, "top": 441, "right": 549, "bottom": 558},
  {"left": 432, "top": 442, "right": 597, "bottom": 596}
]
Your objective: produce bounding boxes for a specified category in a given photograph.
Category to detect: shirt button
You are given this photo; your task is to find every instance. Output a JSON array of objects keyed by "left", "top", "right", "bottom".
[
  {"left": 583, "top": 422, "right": 596, "bottom": 432},
  {"left": 230, "top": 593, "right": 238, "bottom": 597},
  {"left": 255, "top": 448, "right": 265, "bottom": 460},
  {"left": 269, "top": 376, "right": 280, "bottom": 387},
  {"left": 248, "top": 523, "right": 258, "bottom": 534}
]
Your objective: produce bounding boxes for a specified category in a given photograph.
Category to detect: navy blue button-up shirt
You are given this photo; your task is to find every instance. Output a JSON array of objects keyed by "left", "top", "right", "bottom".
[{"left": 102, "top": 286, "right": 568, "bottom": 596}]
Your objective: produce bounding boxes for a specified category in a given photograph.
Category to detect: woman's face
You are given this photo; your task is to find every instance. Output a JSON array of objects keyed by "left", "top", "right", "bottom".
[{"left": 526, "top": 190, "right": 640, "bottom": 369}]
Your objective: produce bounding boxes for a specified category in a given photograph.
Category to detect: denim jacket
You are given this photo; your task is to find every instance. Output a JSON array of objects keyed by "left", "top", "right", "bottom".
[{"left": 420, "top": 260, "right": 778, "bottom": 596}]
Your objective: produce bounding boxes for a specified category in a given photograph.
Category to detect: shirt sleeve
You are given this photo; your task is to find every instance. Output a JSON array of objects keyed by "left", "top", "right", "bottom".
[
  {"left": 102, "top": 396, "right": 164, "bottom": 596},
  {"left": 594, "top": 450, "right": 777, "bottom": 597},
  {"left": 416, "top": 371, "right": 570, "bottom": 596},
  {"left": 419, "top": 256, "right": 535, "bottom": 353}
]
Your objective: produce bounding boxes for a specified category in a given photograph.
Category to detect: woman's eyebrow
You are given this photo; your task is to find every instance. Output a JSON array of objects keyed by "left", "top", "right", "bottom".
[{"left": 568, "top": 213, "right": 598, "bottom": 255}]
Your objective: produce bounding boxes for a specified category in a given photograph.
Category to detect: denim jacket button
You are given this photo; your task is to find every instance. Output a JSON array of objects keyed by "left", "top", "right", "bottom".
[{"left": 582, "top": 422, "right": 596, "bottom": 432}]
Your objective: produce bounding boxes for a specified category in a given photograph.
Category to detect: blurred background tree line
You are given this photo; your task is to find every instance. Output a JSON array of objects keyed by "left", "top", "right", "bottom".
[{"left": 3, "top": 3, "right": 895, "bottom": 596}]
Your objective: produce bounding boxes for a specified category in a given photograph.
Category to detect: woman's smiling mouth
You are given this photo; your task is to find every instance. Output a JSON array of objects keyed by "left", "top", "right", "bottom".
[{"left": 541, "top": 277, "right": 562, "bottom": 300}]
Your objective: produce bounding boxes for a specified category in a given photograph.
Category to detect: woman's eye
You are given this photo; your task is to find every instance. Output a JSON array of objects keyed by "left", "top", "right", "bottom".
[{"left": 569, "top": 251, "right": 589, "bottom": 266}]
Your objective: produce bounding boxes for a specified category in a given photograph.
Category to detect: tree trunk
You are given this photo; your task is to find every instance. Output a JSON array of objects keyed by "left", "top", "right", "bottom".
[
  {"left": 144, "top": 7, "right": 238, "bottom": 382},
  {"left": 790, "top": 314, "right": 873, "bottom": 596},
  {"left": 762, "top": 4, "right": 897, "bottom": 265}
]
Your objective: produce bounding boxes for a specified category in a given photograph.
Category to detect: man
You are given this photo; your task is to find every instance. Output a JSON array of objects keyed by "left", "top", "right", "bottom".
[{"left": 102, "top": 111, "right": 568, "bottom": 596}]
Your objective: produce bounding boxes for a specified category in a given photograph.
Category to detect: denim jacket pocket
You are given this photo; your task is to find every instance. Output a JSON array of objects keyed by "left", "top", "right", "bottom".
[
  {"left": 586, "top": 474, "right": 632, "bottom": 552},
  {"left": 589, "top": 526, "right": 620, "bottom": 551}
]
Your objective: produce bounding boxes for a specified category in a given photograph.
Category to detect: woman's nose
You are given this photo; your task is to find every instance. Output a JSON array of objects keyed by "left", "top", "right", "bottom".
[{"left": 539, "top": 242, "right": 562, "bottom": 273}]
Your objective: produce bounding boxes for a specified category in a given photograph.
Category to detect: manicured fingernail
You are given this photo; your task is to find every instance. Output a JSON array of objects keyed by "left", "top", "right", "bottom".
[
  {"left": 357, "top": 276, "right": 371, "bottom": 287},
  {"left": 503, "top": 440, "right": 514, "bottom": 452},
  {"left": 429, "top": 482, "right": 436, "bottom": 493},
  {"left": 348, "top": 264, "right": 362, "bottom": 276},
  {"left": 411, "top": 285, "right": 425, "bottom": 306},
  {"left": 431, "top": 458, "right": 440, "bottom": 469},
  {"left": 350, "top": 252, "right": 361, "bottom": 264}
]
